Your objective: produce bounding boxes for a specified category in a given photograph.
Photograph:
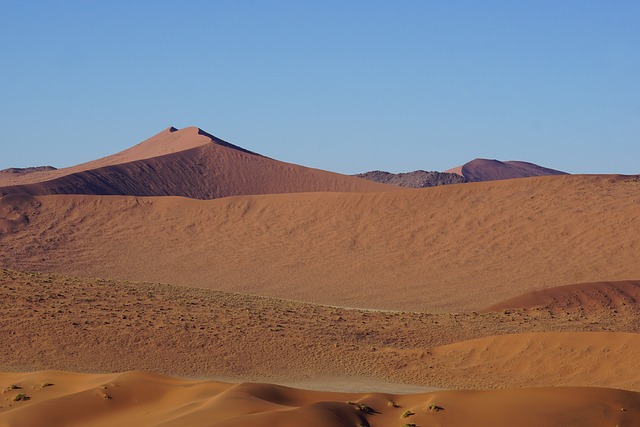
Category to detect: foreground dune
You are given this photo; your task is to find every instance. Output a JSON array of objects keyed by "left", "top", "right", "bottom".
[
  {"left": 0, "top": 127, "right": 395, "bottom": 199},
  {"left": 1, "top": 370, "right": 639, "bottom": 427},
  {"left": 1, "top": 174, "right": 639, "bottom": 312}
]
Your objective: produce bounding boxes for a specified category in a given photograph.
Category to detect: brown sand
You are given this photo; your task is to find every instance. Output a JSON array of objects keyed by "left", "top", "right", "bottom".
[
  {"left": 1, "top": 370, "right": 639, "bottom": 427},
  {"left": 3, "top": 269, "right": 640, "bottom": 391},
  {"left": 1, "top": 174, "right": 639, "bottom": 312},
  {"left": 0, "top": 127, "right": 396, "bottom": 199}
]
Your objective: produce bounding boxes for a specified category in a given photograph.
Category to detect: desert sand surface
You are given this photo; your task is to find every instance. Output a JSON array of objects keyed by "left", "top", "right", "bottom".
[
  {"left": 0, "top": 127, "right": 396, "bottom": 199},
  {"left": 2, "top": 129, "right": 640, "bottom": 426},
  {"left": 446, "top": 158, "right": 567, "bottom": 181},
  {"left": 3, "top": 269, "right": 640, "bottom": 391},
  {"left": 2, "top": 370, "right": 639, "bottom": 427},
  {"left": 1, "top": 174, "right": 639, "bottom": 312}
]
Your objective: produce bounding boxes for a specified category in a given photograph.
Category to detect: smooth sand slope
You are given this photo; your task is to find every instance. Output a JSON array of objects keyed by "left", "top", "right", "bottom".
[
  {"left": 446, "top": 158, "right": 567, "bottom": 181},
  {"left": 3, "top": 269, "right": 640, "bottom": 391},
  {"left": 2, "top": 371, "right": 639, "bottom": 427},
  {"left": 0, "top": 126, "right": 395, "bottom": 199},
  {"left": 1, "top": 174, "right": 639, "bottom": 312}
]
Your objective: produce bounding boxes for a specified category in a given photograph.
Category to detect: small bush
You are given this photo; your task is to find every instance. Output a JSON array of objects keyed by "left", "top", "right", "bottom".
[
  {"left": 401, "top": 424, "right": 416, "bottom": 427},
  {"left": 387, "top": 400, "right": 399, "bottom": 408},
  {"left": 6, "top": 384, "right": 20, "bottom": 390},
  {"left": 13, "top": 393, "right": 29, "bottom": 402},
  {"left": 348, "top": 401, "right": 375, "bottom": 414},
  {"left": 401, "top": 410, "right": 415, "bottom": 418},
  {"left": 426, "top": 403, "right": 444, "bottom": 412}
]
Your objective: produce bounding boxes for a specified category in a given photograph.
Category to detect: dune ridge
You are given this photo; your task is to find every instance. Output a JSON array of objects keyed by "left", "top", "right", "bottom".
[{"left": 0, "top": 127, "right": 397, "bottom": 199}]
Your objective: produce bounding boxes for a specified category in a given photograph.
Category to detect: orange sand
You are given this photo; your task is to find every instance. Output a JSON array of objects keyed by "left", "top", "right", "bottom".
[
  {"left": 1, "top": 371, "right": 639, "bottom": 427},
  {"left": 1, "top": 174, "right": 639, "bottom": 312}
]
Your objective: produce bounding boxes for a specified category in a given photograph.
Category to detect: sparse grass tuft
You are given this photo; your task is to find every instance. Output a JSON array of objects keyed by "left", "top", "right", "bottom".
[
  {"left": 6, "top": 384, "right": 20, "bottom": 390},
  {"left": 12, "top": 393, "right": 29, "bottom": 402},
  {"left": 401, "top": 410, "right": 415, "bottom": 418},
  {"left": 426, "top": 403, "right": 444, "bottom": 412},
  {"left": 348, "top": 401, "right": 375, "bottom": 414}
]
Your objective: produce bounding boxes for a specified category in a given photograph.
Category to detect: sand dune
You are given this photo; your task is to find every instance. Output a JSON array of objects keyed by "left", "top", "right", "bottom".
[
  {"left": 1, "top": 370, "right": 639, "bottom": 427},
  {"left": 432, "top": 332, "right": 640, "bottom": 390},
  {"left": 483, "top": 280, "right": 640, "bottom": 313},
  {"left": 446, "top": 158, "right": 567, "bottom": 181},
  {"left": 0, "top": 127, "right": 395, "bottom": 199},
  {"left": 1, "top": 174, "right": 639, "bottom": 312}
]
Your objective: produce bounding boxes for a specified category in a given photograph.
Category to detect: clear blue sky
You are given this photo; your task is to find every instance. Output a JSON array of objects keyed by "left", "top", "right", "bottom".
[{"left": 1, "top": 1, "right": 638, "bottom": 174}]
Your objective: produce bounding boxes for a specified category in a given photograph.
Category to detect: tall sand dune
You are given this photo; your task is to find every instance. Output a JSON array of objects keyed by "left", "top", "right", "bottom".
[
  {"left": 0, "top": 127, "right": 396, "bottom": 199},
  {"left": 1, "top": 174, "right": 638, "bottom": 312},
  {"left": 1, "top": 370, "right": 639, "bottom": 427}
]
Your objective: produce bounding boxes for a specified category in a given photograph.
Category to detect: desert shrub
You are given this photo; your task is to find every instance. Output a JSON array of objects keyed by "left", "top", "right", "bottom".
[
  {"left": 426, "top": 403, "right": 444, "bottom": 412},
  {"left": 13, "top": 393, "right": 29, "bottom": 401},
  {"left": 348, "top": 401, "right": 375, "bottom": 414}
]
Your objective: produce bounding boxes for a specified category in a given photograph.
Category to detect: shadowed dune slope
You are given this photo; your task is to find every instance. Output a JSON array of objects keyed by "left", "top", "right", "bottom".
[
  {"left": 482, "top": 280, "right": 640, "bottom": 313},
  {"left": 1, "top": 371, "right": 639, "bottom": 427},
  {"left": 1, "top": 174, "right": 639, "bottom": 312},
  {"left": 446, "top": 158, "right": 568, "bottom": 181},
  {"left": 0, "top": 127, "right": 396, "bottom": 199}
]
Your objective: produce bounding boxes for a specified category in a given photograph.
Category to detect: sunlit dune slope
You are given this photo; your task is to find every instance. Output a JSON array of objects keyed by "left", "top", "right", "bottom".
[
  {"left": 1, "top": 371, "right": 639, "bottom": 427},
  {"left": 0, "top": 127, "right": 396, "bottom": 199},
  {"left": 1, "top": 174, "right": 639, "bottom": 312}
]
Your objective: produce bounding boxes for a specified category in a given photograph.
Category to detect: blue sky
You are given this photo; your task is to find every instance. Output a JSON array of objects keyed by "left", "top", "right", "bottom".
[{"left": 1, "top": 1, "right": 638, "bottom": 174}]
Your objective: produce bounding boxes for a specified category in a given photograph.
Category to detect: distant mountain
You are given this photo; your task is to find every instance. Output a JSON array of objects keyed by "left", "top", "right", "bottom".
[
  {"left": 0, "top": 126, "right": 397, "bottom": 199},
  {"left": 355, "top": 170, "right": 469, "bottom": 188},
  {"left": 446, "top": 158, "right": 568, "bottom": 182}
]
